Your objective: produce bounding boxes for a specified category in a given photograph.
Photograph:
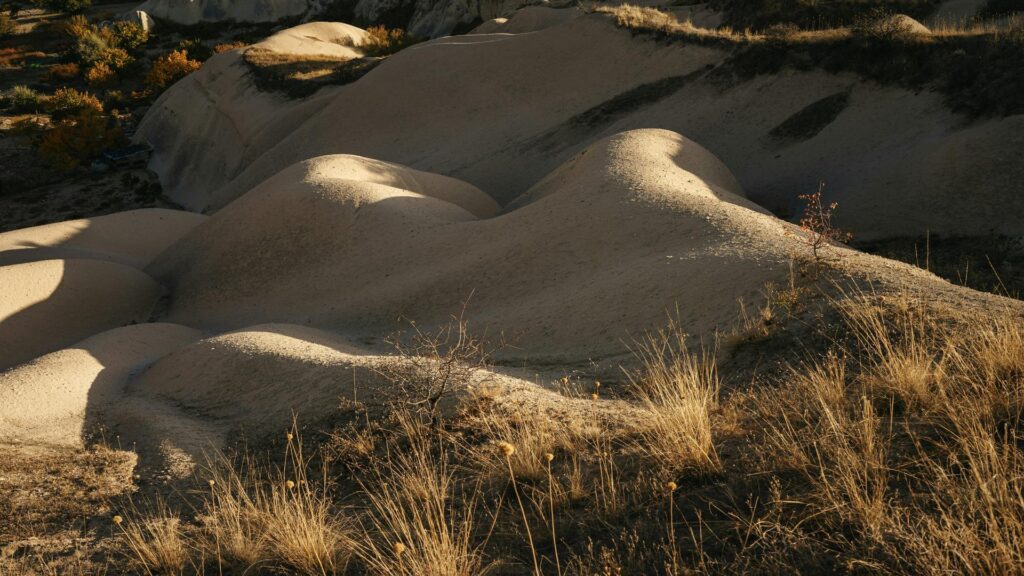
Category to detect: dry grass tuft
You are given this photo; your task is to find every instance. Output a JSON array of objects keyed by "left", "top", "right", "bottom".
[
  {"left": 355, "top": 423, "right": 492, "bottom": 576},
  {"left": 626, "top": 318, "right": 720, "bottom": 475},
  {"left": 116, "top": 502, "right": 192, "bottom": 576},
  {"left": 196, "top": 430, "right": 352, "bottom": 575}
]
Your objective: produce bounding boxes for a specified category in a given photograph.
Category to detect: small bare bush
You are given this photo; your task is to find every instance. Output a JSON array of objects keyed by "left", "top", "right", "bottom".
[
  {"left": 376, "top": 309, "right": 492, "bottom": 425},
  {"left": 794, "top": 181, "right": 853, "bottom": 262}
]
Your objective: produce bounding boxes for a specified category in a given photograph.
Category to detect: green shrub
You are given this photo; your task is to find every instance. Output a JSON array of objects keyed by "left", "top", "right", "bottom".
[
  {"left": 110, "top": 20, "right": 148, "bottom": 51},
  {"left": 45, "top": 87, "right": 103, "bottom": 118},
  {"left": 104, "top": 89, "right": 127, "bottom": 108},
  {"left": 33, "top": 0, "right": 92, "bottom": 14},
  {"left": 1, "top": 85, "right": 43, "bottom": 112},
  {"left": 74, "top": 30, "right": 110, "bottom": 64},
  {"left": 75, "top": 30, "right": 132, "bottom": 68}
]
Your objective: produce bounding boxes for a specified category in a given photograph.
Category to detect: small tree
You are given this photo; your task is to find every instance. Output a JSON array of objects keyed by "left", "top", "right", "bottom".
[{"left": 795, "top": 181, "right": 853, "bottom": 261}]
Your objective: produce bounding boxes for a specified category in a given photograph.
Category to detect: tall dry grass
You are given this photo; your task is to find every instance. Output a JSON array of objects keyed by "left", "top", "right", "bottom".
[
  {"left": 355, "top": 418, "right": 492, "bottom": 576},
  {"left": 753, "top": 291, "right": 1024, "bottom": 573},
  {"left": 626, "top": 318, "right": 720, "bottom": 475},
  {"left": 99, "top": 292, "right": 1023, "bottom": 576}
]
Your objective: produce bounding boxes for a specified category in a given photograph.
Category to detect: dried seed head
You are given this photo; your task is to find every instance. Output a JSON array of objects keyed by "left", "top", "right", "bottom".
[
  {"left": 112, "top": 515, "right": 123, "bottom": 526},
  {"left": 497, "top": 441, "right": 515, "bottom": 457},
  {"left": 665, "top": 481, "right": 678, "bottom": 492},
  {"left": 591, "top": 392, "right": 599, "bottom": 401},
  {"left": 208, "top": 479, "right": 216, "bottom": 487},
  {"left": 595, "top": 381, "right": 601, "bottom": 388},
  {"left": 560, "top": 376, "right": 569, "bottom": 385},
  {"left": 286, "top": 432, "right": 294, "bottom": 442},
  {"left": 286, "top": 480, "right": 296, "bottom": 489},
  {"left": 544, "top": 453, "right": 554, "bottom": 463},
  {"left": 392, "top": 542, "right": 406, "bottom": 556}
]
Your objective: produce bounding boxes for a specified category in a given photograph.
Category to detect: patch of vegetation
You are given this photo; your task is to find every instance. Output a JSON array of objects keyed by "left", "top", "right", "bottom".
[
  {"left": 859, "top": 234, "right": 1024, "bottom": 296},
  {"left": 38, "top": 108, "right": 125, "bottom": 169},
  {"left": 6, "top": 286, "right": 1015, "bottom": 575},
  {"left": 1, "top": 85, "right": 44, "bottom": 112},
  {"left": 361, "top": 25, "right": 419, "bottom": 56},
  {"left": 176, "top": 37, "right": 213, "bottom": 62},
  {"left": 600, "top": 5, "right": 1024, "bottom": 118},
  {"left": 0, "top": 445, "right": 135, "bottom": 542},
  {"left": 32, "top": 0, "right": 92, "bottom": 14},
  {"left": 244, "top": 48, "right": 383, "bottom": 98},
  {"left": 569, "top": 68, "right": 709, "bottom": 128},
  {"left": 145, "top": 49, "right": 202, "bottom": 90},
  {"left": 715, "top": 0, "right": 940, "bottom": 30},
  {"left": 44, "top": 86, "right": 101, "bottom": 118}
]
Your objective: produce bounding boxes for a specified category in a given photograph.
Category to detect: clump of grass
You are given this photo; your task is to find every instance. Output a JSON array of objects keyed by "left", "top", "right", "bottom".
[
  {"left": 474, "top": 409, "right": 572, "bottom": 482},
  {"left": 197, "top": 429, "right": 353, "bottom": 575},
  {"left": 838, "top": 293, "right": 946, "bottom": 413},
  {"left": 355, "top": 420, "right": 493, "bottom": 576},
  {"left": 115, "top": 502, "right": 192, "bottom": 576},
  {"left": 625, "top": 318, "right": 720, "bottom": 475},
  {"left": 1, "top": 85, "right": 44, "bottom": 112}
]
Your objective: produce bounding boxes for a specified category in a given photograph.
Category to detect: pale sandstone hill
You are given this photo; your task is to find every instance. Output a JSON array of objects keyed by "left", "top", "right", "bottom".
[
  {"left": 145, "top": 129, "right": 957, "bottom": 365},
  {"left": 0, "top": 209, "right": 206, "bottom": 269},
  {"left": 0, "top": 260, "right": 163, "bottom": 370},
  {"left": 135, "top": 11, "right": 1024, "bottom": 240},
  {"left": 0, "top": 126, "right": 1014, "bottom": 473}
]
